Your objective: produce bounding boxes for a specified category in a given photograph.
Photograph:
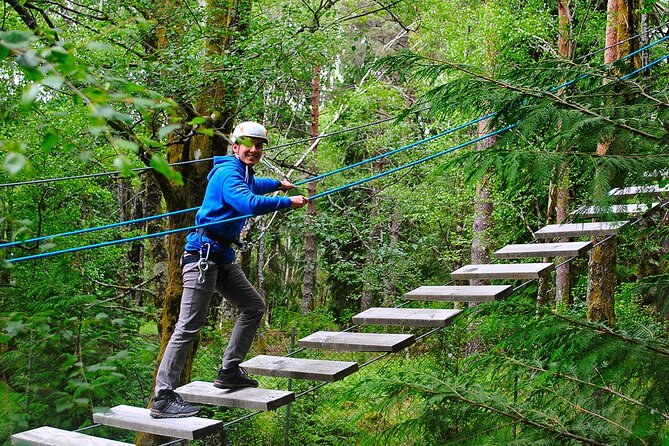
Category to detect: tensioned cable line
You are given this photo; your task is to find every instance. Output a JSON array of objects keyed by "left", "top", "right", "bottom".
[
  {"left": 4, "top": 44, "right": 667, "bottom": 257},
  {"left": 2, "top": 29, "right": 667, "bottom": 190},
  {"left": 0, "top": 115, "right": 401, "bottom": 189},
  {"left": 0, "top": 206, "right": 200, "bottom": 249},
  {"left": 3, "top": 122, "right": 517, "bottom": 264},
  {"left": 0, "top": 119, "right": 482, "bottom": 250}
]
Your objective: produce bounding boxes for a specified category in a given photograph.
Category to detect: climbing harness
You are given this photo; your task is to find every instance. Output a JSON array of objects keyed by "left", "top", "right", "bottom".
[{"left": 197, "top": 242, "right": 211, "bottom": 284}]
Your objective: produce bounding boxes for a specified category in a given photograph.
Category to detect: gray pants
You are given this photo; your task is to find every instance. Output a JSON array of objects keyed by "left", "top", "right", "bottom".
[{"left": 154, "top": 258, "right": 265, "bottom": 396}]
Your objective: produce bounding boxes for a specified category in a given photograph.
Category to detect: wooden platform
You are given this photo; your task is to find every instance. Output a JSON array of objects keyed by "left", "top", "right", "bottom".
[
  {"left": 450, "top": 263, "right": 554, "bottom": 280},
  {"left": 405, "top": 285, "right": 513, "bottom": 302},
  {"left": 298, "top": 331, "right": 415, "bottom": 352},
  {"left": 352, "top": 307, "right": 462, "bottom": 327},
  {"left": 494, "top": 241, "right": 592, "bottom": 259},
  {"left": 11, "top": 426, "right": 133, "bottom": 446},
  {"left": 175, "top": 381, "right": 294, "bottom": 411},
  {"left": 240, "top": 355, "right": 358, "bottom": 382},
  {"left": 92, "top": 405, "right": 221, "bottom": 440},
  {"left": 570, "top": 203, "right": 653, "bottom": 219},
  {"left": 609, "top": 185, "right": 669, "bottom": 198},
  {"left": 534, "top": 221, "right": 629, "bottom": 239}
]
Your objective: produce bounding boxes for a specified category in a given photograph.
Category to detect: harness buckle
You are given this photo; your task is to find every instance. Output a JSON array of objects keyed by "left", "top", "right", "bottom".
[{"left": 197, "top": 243, "right": 211, "bottom": 284}]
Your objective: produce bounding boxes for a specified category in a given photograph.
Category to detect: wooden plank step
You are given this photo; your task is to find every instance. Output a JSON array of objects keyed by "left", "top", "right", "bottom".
[
  {"left": 175, "top": 381, "right": 294, "bottom": 411},
  {"left": 92, "top": 405, "right": 221, "bottom": 440},
  {"left": 298, "top": 331, "right": 415, "bottom": 352},
  {"left": 450, "top": 263, "right": 554, "bottom": 280},
  {"left": 494, "top": 241, "right": 593, "bottom": 259},
  {"left": 11, "top": 426, "right": 133, "bottom": 446},
  {"left": 352, "top": 307, "right": 462, "bottom": 327},
  {"left": 609, "top": 185, "right": 669, "bottom": 198},
  {"left": 570, "top": 203, "right": 654, "bottom": 219},
  {"left": 404, "top": 285, "right": 514, "bottom": 302},
  {"left": 240, "top": 355, "right": 358, "bottom": 382},
  {"left": 534, "top": 221, "right": 629, "bottom": 239}
]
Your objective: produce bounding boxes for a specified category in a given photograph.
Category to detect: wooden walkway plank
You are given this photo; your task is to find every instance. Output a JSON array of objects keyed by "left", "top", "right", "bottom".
[
  {"left": 11, "top": 426, "right": 133, "bottom": 446},
  {"left": 175, "top": 382, "right": 294, "bottom": 411},
  {"left": 494, "top": 241, "right": 592, "bottom": 259},
  {"left": 609, "top": 185, "right": 669, "bottom": 198},
  {"left": 534, "top": 221, "right": 629, "bottom": 239},
  {"left": 352, "top": 308, "right": 462, "bottom": 327},
  {"left": 240, "top": 355, "right": 358, "bottom": 382},
  {"left": 298, "top": 331, "right": 415, "bottom": 352},
  {"left": 570, "top": 203, "right": 654, "bottom": 219},
  {"left": 450, "top": 263, "right": 554, "bottom": 280},
  {"left": 92, "top": 405, "right": 221, "bottom": 440},
  {"left": 404, "top": 285, "right": 514, "bottom": 302}
]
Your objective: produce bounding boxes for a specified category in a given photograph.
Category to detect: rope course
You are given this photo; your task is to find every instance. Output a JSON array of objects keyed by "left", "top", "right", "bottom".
[
  {"left": 5, "top": 29, "right": 669, "bottom": 446},
  {"left": 2, "top": 44, "right": 668, "bottom": 264},
  {"left": 1, "top": 27, "right": 666, "bottom": 190}
]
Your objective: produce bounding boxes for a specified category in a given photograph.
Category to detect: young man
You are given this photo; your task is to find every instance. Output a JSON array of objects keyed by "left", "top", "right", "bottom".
[{"left": 151, "top": 121, "right": 308, "bottom": 418}]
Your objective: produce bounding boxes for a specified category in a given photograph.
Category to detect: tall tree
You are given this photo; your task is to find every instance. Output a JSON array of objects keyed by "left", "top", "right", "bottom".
[
  {"left": 587, "top": 0, "right": 640, "bottom": 325},
  {"left": 302, "top": 64, "right": 320, "bottom": 315}
]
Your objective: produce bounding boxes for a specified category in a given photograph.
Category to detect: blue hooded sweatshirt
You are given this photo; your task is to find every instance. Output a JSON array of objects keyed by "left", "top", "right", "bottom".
[{"left": 184, "top": 156, "right": 292, "bottom": 263}]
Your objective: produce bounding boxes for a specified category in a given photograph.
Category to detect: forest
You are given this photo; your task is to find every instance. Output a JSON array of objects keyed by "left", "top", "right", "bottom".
[{"left": 1, "top": 0, "right": 668, "bottom": 445}]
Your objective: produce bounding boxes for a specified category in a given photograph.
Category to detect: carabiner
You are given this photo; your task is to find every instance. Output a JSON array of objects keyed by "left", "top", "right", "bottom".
[{"left": 197, "top": 243, "right": 211, "bottom": 284}]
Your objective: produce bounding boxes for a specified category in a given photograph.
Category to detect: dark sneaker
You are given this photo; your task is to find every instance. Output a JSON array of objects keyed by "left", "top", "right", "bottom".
[
  {"left": 214, "top": 367, "right": 259, "bottom": 389},
  {"left": 150, "top": 390, "right": 200, "bottom": 418}
]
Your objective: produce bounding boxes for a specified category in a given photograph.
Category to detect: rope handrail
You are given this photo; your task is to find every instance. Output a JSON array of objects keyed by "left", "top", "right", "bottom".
[
  {"left": 2, "top": 30, "right": 667, "bottom": 190},
  {"left": 3, "top": 48, "right": 667, "bottom": 263}
]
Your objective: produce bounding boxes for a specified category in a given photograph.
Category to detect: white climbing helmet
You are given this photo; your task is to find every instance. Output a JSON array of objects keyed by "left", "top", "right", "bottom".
[{"left": 231, "top": 121, "right": 269, "bottom": 144}]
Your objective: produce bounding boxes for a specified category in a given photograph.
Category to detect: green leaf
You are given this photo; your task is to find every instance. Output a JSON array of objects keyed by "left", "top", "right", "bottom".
[
  {"left": 3, "top": 152, "right": 27, "bottom": 176},
  {"left": 138, "top": 136, "right": 165, "bottom": 148},
  {"left": 21, "top": 83, "right": 41, "bottom": 106},
  {"left": 151, "top": 154, "right": 183, "bottom": 185},
  {"left": 41, "top": 132, "right": 59, "bottom": 151},
  {"left": 158, "top": 123, "right": 181, "bottom": 139},
  {"left": 5, "top": 320, "right": 24, "bottom": 336},
  {"left": 196, "top": 127, "right": 215, "bottom": 137},
  {"left": 113, "top": 154, "right": 134, "bottom": 176},
  {"left": 113, "top": 138, "right": 139, "bottom": 153},
  {"left": 56, "top": 398, "right": 74, "bottom": 413},
  {"left": 42, "top": 75, "right": 64, "bottom": 90},
  {"left": 0, "top": 31, "right": 36, "bottom": 50},
  {"left": 188, "top": 116, "right": 207, "bottom": 125}
]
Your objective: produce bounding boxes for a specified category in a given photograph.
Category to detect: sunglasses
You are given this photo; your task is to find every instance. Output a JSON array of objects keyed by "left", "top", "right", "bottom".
[{"left": 236, "top": 137, "right": 265, "bottom": 150}]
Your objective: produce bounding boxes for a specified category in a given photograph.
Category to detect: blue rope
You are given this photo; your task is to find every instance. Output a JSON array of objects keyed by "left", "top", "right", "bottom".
[
  {"left": 0, "top": 207, "right": 199, "bottom": 249},
  {"left": 309, "top": 124, "right": 517, "bottom": 201},
  {"left": 293, "top": 113, "right": 495, "bottom": 187},
  {"left": 4, "top": 50, "right": 667, "bottom": 264},
  {"left": 4, "top": 216, "right": 253, "bottom": 264}
]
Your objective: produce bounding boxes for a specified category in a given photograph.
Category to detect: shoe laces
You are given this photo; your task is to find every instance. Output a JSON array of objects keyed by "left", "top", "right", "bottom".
[{"left": 165, "top": 391, "right": 190, "bottom": 408}]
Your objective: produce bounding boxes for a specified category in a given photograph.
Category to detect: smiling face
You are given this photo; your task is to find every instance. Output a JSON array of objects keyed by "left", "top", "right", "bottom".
[{"left": 233, "top": 136, "right": 265, "bottom": 166}]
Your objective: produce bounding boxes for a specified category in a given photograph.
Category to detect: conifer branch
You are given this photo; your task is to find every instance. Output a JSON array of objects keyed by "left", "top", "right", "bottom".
[
  {"left": 407, "top": 381, "right": 610, "bottom": 446},
  {"left": 418, "top": 56, "right": 663, "bottom": 142},
  {"left": 548, "top": 312, "right": 669, "bottom": 357},
  {"left": 501, "top": 356, "right": 669, "bottom": 421}
]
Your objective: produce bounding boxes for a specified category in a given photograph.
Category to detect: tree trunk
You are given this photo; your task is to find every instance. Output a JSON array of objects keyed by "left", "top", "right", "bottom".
[
  {"left": 136, "top": 1, "right": 251, "bottom": 444},
  {"left": 587, "top": 0, "right": 638, "bottom": 326},
  {"left": 145, "top": 175, "right": 167, "bottom": 334},
  {"left": 383, "top": 207, "right": 401, "bottom": 307},
  {"left": 469, "top": 118, "right": 495, "bottom": 288},
  {"left": 302, "top": 65, "right": 320, "bottom": 316},
  {"left": 555, "top": 171, "right": 571, "bottom": 306},
  {"left": 587, "top": 237, "right": 617, "bottom": 325}
]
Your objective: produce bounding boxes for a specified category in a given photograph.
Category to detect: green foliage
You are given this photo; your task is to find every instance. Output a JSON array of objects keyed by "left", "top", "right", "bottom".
[{"left": 342, "top": 299, "right": 669, "bottom": 445}]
